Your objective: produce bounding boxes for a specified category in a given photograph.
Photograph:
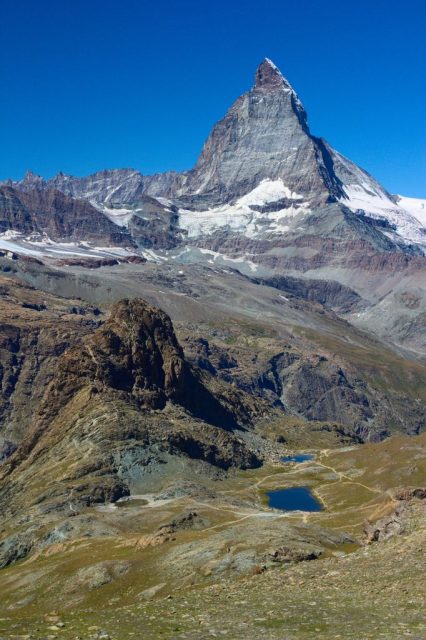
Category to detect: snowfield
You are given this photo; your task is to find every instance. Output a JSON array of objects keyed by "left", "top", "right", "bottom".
[
  {"left": 340, "top": 184, "right": 426, "bottom": 251},
  {"left": 0, "top": 231, "right": 134, "bottom": 259},
  {"left": 395, "top": 195, "right": 426, "bottom": 227},
  {"left": 179, "top": 179, "right": 309, "bottom": 238}
]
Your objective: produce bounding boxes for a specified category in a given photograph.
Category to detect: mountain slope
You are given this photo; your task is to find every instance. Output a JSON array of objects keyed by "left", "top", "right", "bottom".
[
  {"left": 0, "top": 298, "right": 260, "bottom": 538},
  {"left": 0, "top": 185, "right": 134, "bottom": 247}
]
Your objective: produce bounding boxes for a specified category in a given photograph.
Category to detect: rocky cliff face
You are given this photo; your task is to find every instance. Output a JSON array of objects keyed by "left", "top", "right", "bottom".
[
  {"left": 0, "top": 275, "right": 100, "bottom": 446},
  {"left": 0, "top": 186, "right": 34, "bottom": 234},
  {"left": 0, "top": 185, "right": 134, "bottom": 246},
  {"left": 179, "top": 58, "right": 344, "bottom": 208},
  {"left": 0, "top": 298, "right": 260, "bottom": 515}
]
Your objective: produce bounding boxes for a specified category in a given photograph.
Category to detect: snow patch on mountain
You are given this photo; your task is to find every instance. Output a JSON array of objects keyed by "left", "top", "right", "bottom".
[
  {"left": 0, "top": 231, "right": 133, "bottom": 259},
  {"left": 179, "top": 179, "right": 309, "bottom": 238},
  {"left": 340, "top": 183, "right": 426, "bottom": 250},
  {"left": 341, "top": 183, "right": 397, "bottom": 217},
  {"left": 238, "top": 179, "right": 304, "bottom": 206},
  {"left": 198, "top": 248, "right": 259, "bottom": 272},
  {"left": 98, "top": 205, "right": 135, "bottom": 227},
  {"left": 395, "top": 195, "right": 426, "bottom": 227}
]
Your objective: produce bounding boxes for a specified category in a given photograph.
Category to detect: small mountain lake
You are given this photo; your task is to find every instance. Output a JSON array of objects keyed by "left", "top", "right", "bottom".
[
  {"left": 266, "top": 486, "right": 322, "bottom": 512},
  {"left": 281, "top": 454, "right": 314, "bottom": 463}
]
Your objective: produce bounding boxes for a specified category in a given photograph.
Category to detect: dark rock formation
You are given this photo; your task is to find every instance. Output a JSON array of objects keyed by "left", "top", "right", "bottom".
[
  {"left": 0, "top": 297, "right": 260, "bottom": 531},
  {"left": 34, "top": 298, "right": 242, "bottom": 428},
  {"left": 394, "top": 487, "right": 426, "bottom": 501},
  {"left": 255, "top": 274, "right": 364, "bottom": 313}
]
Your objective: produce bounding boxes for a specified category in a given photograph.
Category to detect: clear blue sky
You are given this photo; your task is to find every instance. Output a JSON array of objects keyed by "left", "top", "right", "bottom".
[{"left": 1, "top": 0, "right": 425, "bottom": 196}]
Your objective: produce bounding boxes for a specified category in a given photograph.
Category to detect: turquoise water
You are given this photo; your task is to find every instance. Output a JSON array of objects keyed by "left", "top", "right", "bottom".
[
  {"left": 281, "top": 454, "right": 314, "bottom": 463},
  {"left": 267, "top": 486, "right": 321, "bottom": 511}
]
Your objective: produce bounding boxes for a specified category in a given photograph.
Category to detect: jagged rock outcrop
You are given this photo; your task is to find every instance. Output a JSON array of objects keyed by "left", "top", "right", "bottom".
[
  {"left": 27, "top": 168, "right": 186, "bottom": 207},
  {"left": 30, "top": 297, "right": 244, "bottom": 429},
  {"left": 0, "top": 298, "right": 260, "bottom": 535}
]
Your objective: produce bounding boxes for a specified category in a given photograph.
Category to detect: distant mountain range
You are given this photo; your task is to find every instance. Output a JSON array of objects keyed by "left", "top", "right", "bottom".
[
  {"left": 1, "top": 58, "right": 425, "bottom": 354},
  {"left": 2, "top": 58, "right": 425, "bottom": 251}
]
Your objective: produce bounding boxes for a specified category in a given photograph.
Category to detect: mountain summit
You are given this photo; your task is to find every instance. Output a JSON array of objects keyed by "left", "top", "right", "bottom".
[
  {"left": 4, "top": 57, "right": 425, "bottom": 252},
  {"left": 1, "top": 58, "right": 425, "bottom": 347},
  {"left": 254, "top": 57, "right": 287, "bottom": 89},
  {"left": 180, "top": 58, "right": 341, "bottom": 207}
]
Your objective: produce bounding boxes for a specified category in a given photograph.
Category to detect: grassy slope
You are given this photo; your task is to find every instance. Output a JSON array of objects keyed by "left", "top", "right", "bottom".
[{"left": 0, "top": 434, "right": 424, "bottom": 639}]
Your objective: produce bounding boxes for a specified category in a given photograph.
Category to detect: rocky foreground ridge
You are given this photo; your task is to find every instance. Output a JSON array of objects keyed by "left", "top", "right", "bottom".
[
  {"left": 0, "top": 296, "right": 260, "bottom": 515},
  {"left": 1, "top": 277, "right": 424, "bottom": 570}
]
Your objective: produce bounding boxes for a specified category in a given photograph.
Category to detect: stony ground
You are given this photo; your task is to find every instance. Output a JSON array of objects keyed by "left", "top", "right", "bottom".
[{"left": 1, "top": 509, "right": 425, "bottom": 639}]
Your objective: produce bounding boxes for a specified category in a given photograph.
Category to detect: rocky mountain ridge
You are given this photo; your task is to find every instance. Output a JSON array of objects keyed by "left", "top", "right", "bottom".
[
  {"left": 2, "top": 59, "right": 425, "bottom": 254},
  {"left": 0, "top": 184, "right": 134, "bottom": 246},
  {"left": 0, "top": 297, "right": 261, "bottom": 538}
]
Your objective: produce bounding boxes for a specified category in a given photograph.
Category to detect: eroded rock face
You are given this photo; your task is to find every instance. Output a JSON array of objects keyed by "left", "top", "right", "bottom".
[
  {"left": 36, "top": 298, "right": 243, "bottom": 430},
  {"left": 0, "top": 276, "right": 101, "bottom": 444},
  {"left": 0, "top": 297, "right": 260, "bottom": 535},
  {"left": 364, "top": 504, "right": 408, "bottom": 543},
  {"left": 0, "top": 186, "right": 34, "bottom": 234},
  {"left": 73, "top": 297, "right": 190, "bottom": 409},
  {"left": 364, "top": 488, "right": 426, "bottom": 543},
  {"left": 128, "top": 196, "right": 183, "bottom": 249},
  {"left": 0, "top": 186, "right": 134, "bottom": 246}
]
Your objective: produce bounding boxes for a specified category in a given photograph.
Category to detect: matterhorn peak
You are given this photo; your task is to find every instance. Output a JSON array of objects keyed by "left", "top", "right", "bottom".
[{"left": 254, "top": 57, "right": 285, "bottom": 89}]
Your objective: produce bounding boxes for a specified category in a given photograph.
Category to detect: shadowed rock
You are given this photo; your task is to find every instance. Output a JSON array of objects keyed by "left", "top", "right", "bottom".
[{"left": 37, "top": 297, "right": 242, "bottom": 428}]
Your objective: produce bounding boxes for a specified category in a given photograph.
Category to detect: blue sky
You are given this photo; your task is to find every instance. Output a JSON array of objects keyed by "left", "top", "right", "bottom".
[{"left": 1, "top": 0, "right": 425, "bottom": 196}]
